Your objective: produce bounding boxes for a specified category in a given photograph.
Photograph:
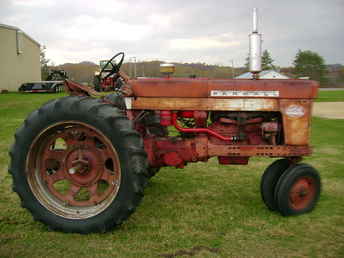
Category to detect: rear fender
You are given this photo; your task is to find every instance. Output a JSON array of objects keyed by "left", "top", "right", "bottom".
[{"left": 64, "top": 79, "right": 100, "bottom": 97}]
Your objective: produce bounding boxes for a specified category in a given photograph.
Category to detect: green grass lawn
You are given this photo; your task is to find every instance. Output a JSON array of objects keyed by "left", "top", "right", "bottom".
[
  {"left": 316, "top": 90, "right": 344, "bottom": 102},
  {"left": 0, "top": 93, "right": 343, "bottom": 257}
]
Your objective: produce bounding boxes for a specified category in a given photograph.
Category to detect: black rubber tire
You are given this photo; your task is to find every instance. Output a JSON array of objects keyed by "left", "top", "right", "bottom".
[
  {"left": 260, "top": 159, "right": 291, "bottom": 211},
  {"left": 104, "top": 94, "right": 161, "bottom": 179},
  {"left": 104, "top": 93, "right": 126, "bottom": 109},
  {"left": 9, "top": 96, "right": 148, "bottom": 233},
  {"left": 147, "top": 167, "right": 160, "bottom": 178},
  {"left": 274, "top": 163, "right": 321, "bottom": 216}
]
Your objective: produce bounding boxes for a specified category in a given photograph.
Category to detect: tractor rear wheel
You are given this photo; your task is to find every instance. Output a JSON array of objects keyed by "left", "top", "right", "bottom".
[
  {"left": 9, "top": 96, "right": 148, "bottom": 233},
  {"left": 260, "top": 159, "right": 291, "bottom": 210},
  {"left": 274, "top": 163, "right": 321, "bottom": 216}
]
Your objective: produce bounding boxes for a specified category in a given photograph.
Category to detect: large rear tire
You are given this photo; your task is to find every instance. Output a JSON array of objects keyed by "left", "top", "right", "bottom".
[{"left": 9, "top": 96, "right": 148, "bottom": 233}]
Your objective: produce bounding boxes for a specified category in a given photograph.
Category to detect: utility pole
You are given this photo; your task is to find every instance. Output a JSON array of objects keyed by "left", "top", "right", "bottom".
[
  {"left": 231, "top": 60, "right": 235, "bottom": 78},
  {"left": 129, "top": 57, "right": 137, "bottom": 78}
]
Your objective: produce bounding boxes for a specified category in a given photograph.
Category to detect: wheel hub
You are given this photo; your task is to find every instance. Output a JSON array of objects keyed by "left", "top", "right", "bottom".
[
  {"left": 289, "top": 177, "right": 315, "bottom": 210},
  {"left": 27, "top": 121, "right": 121, "bottom": 218},
  {"left": 65, "top": 147, "right": 103, "bottom": 186}
]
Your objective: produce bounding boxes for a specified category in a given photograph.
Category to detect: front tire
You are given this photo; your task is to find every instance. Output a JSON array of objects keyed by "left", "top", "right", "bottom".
[
  {"left": 9, "top": 96, "right": 148, "bottom": 233},
  {"left": 260, "top": 159, "right": 290, "bottom": 210},
  {"left": 274, "top": 164, "right": 321, "bottom": 216}
]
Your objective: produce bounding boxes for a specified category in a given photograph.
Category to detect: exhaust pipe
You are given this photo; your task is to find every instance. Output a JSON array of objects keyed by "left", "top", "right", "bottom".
[{"left": 249, "top": 8, "right": 262, "bottom": 79}]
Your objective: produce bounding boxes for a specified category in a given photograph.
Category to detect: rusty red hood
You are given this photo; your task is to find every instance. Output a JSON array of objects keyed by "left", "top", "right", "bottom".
[{"left": 129, "top": 78, "right": 319, "bottom": 99}]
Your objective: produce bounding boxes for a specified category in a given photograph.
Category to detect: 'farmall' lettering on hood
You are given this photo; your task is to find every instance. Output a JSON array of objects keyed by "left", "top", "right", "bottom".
[{"left": 210, "top": 90, "right": 280, "bottom": 97}]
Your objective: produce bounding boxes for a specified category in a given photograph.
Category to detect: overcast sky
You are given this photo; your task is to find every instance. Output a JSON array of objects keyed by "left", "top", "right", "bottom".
[{"left": 1, "top": 0, "right": 343, "bottom": 67}]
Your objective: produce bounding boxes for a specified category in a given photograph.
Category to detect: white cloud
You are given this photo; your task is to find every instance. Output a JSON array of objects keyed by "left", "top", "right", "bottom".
[
  {"left": 12, "top": 0, "right": 55, "bottom": 7},
  {"left": 1, "top": 0, "right": 342, "bottom": 66},
  {"left": 62, "top": 15, "right": 151, "bottom": 42},
  {"left": 169, "top": 37, "right": 240, "bottom": 50},
  {"left": 47, "top": 45, "right": 113, "bottom": 65}
]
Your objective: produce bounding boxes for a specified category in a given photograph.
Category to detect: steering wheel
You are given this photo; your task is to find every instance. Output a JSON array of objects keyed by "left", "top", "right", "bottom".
[{"left": 99, "top": 52, "right": 125, "bottom": 80}]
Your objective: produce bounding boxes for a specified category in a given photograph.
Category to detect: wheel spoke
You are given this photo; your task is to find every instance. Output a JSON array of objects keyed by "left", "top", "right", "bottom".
[
  {"left": 63, "top": 133, "right": 78, "bottom": 146},
  {"left": 59, "top": 128, "right": 86, "bottom": 146},
  {"left": 88, "top": 183, "right": 98, "bottom": 197},
  {"left": 88, "top": 183, "right": 103, "bottom": 204},
  {"left": 44, "top": 149, "right": 66, "bottom": 162},
  {"left": 47, "top": 168, "right": 66, "bottom": 184},
  {"left": 83, "top": 136, "right": 97, "bottom": 148},
  {"left": 65, "top": 184, "right": 81, "bottom": 200},
  {"left": 101, "top": 169, "right": 115, "bottom": 183}
]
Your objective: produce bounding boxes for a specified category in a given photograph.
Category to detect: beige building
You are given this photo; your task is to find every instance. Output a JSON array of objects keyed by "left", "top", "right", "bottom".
[{"left": 0, "top": 24, "right": 41, "bottom": 91}]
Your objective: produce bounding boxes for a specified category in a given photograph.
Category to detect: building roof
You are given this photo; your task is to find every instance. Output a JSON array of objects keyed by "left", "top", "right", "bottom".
[
  {"left": 0, "top": 23, "right": 40, "bottom": 47},
  {"left": 235, "top": 70, "right": 289, "bottom": 79}
]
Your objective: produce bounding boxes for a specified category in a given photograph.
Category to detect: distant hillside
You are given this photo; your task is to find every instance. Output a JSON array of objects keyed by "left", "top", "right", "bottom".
[
  {"left": 49, "top": 61, "right": 343, "bottom": 88},
  {"left": 51, "top": 62, "right": 99, "bottom": 85},
  {"left": 50, "top": 61, "right": 243, "bottom": 85},
  {"left": 123, "top": 61, "right": 243, "bottom": 79}
]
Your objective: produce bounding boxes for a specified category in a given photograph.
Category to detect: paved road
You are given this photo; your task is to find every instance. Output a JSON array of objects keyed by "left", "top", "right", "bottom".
[
  {"left": 313, "top": 102, "right": 344, "bottom": 119},
  {"left": 319, "top": 88, "right": 344, "bottom": 91}
]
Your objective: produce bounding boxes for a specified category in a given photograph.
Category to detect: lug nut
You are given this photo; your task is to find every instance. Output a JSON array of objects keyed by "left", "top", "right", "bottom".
[{"left": 68, "top": 167, "right": 76, "bottom": 175}]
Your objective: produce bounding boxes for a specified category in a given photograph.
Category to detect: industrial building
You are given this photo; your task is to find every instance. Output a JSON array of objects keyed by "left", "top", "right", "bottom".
[{"left": 0, "top": 24, "right": 41, "bottom": 91}]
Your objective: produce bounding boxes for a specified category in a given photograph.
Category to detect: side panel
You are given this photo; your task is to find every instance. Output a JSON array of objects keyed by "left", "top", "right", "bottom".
[
  {"left": 127, "top": 97, "right": 313, "bottom": 146},
  {"left": 129, "top": 97, "right": 279, "bottom": 111},
  {"left": 280, "top": 100, "right": 312, "bottom": 145}
]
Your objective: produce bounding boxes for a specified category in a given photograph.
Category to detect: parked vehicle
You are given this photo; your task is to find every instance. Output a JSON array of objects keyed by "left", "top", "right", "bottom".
[
  {"left": 19, "top": 69, "right": 68, "bottom": 93},
  {"left": 18, "top": 81, "right": 64, "bottom": 93}
]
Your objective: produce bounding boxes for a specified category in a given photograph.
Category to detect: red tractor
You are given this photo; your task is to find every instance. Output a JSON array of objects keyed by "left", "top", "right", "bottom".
[{"left": 9, "top": 11, "right": 321, "bottom": 234}]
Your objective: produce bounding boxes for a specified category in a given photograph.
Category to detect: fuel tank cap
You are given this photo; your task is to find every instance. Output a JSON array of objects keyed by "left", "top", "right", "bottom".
[{"left": 160, "top": 63, "right": 175, "bottom": 77}]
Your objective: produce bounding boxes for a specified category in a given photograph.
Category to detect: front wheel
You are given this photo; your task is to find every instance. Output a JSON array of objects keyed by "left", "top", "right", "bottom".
[
  {"left": 260, "top": 159, "right": 291, "bottom": 211},
  {"left": 274, "top": 164, "right": 321, "bottom": 216},
  {"left": 9, "top": 96, "right": 148, "bottom": 233}
]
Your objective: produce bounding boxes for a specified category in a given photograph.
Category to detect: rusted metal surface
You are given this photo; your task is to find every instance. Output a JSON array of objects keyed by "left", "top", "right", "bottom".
[
  {"left": 118, "top": 70, "right": 130, "bottom": 83},
  {"left": 26, "top": 121, "right": 121, "bottom": 218},
  {"left": 193, "top": 111, "right": 208, "bottom": 127},
  {"left": 127, "top": 77, "right": 317, "bottom": 149},
  {"left": 129, "top": 97, "right": 279, "bottom": 111},
  {"left": 129, "top": 78, "right": 318, "bottom": 99},
  {"left": 280, "top": 100, "right": 312, "bottom": 145},
  {"left": 115, "top": 74, "right": 318, "bottom": 168},
  {"left": 261, "top": 121, "right": 279, "bottom": 145},
  {"left": 143, "top": 131, "right": 311, "bottom": 168},
  {"left": 144, "top": 136, "right": 199, "bottom": 168},
  {"left": 64, "top": 79, "right": 100, "bottom": 97},
  {"left": 131, "top": 98, "right": 313, "bottom": 146},
  {"left": 207, "top": 144, "right": 311, "bottom": 157},
  {"left": 261, "top": 122, "right": 278, "bottom": 132},
  {"left": 172, "top": 113, "right": 236, "bottom": 142},
  {"left": 288, "top": 176, "right": 316, "bottom": 210}
]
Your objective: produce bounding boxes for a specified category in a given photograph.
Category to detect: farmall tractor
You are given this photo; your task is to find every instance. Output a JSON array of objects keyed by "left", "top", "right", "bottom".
[{"left": 9, "top": 10, "right": 321, "bottom": 233}]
